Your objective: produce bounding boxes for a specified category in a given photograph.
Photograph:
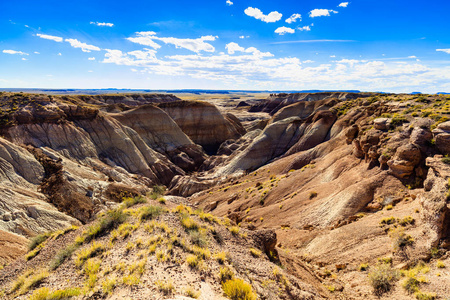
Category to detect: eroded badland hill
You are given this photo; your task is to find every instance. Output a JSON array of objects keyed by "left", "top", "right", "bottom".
[{"left": 0, "top": 91, "right": 449, "bottom": 299}]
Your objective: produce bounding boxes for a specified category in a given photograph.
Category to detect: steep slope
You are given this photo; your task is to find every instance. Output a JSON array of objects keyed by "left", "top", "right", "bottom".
[
  {"left": 0, "top": 196, "right": 327, "bottom": 300},
  {"left": 158, "top": 101, "right": 246, "bottom": 154}
]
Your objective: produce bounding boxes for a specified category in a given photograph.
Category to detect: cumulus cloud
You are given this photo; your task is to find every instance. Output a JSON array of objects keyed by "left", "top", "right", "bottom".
[
  {"left": 244, "top": 7, "right": 282, "bottom": 23},
  {"left": 297, "top": 25, "right": 311, "bottom": 31},
  {"left": 338, "top": 2, "right": 349, "bottom": 8},
  {"left": 275, "top": 26, "right": 295, "bottom": 35},
  {"left": 437, "top": 49, "right": 450, "bottom": 54},
  {"left": 65, "top": 39, "right": 101, "bottom": 52},
  {"left": 103, "top": 48, "right": 158, "bottom": 66},
  {"left": 3, "top": 50, "right": 29, "bottom": 55},
  {"left": 21, "top": 58, "right": 27, "bottom": 61},
  {"left": 34, "top": 51, "right": 40, "bottom": 54},
  {"left": 90, "top": 22, "right": 114, "bottom": 27},
  {"left": 126, "top": 32, "right": 162, "bottom": 50},
  {"left": 225, "top": 42, "right": 273, "bottom": 57},
  {"left": 88, "top": 57, "right": 96, "bottom": 60},
  {"left": 285, "top": 13, "right": 301, "bottom": 24},
  {"left": 226, "top": 42, "right": 245, "bottom": 54},
  {"left": 309, "top": 9, "right": 338, "bottom": 17},
  {"left": 239, "top": 35, "right": 250, "bottom": 39},
  {"left": 127, "top": 32, "right": 217, "bottom": 53},
  {"left": 226, "top": 0, "right": 233, "bottom": 5},
  {"left": 36, "top": 33, "right": 63, "bottom": 42}
]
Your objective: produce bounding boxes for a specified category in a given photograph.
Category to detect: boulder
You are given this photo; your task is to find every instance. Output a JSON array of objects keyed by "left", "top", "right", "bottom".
[
  {"left": 373, "top": 118, "right": 390, "bottom": 131},
  {"left": 432, "top": 121, "right": 450, "bottom": 155},
  {"left": 387, "top": 143, "right": 421, "bottom": 178}
]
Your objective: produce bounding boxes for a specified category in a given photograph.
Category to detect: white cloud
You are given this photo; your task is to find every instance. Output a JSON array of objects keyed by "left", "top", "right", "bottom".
[
  {"left": 239, "top": 35, "right": 250, "bottom": 39},
  {"left": 88, "top": 70, "right": 93, "bottom": 72},
  {"left": 90, "top": 22, "right": 114, "bottom": 27},
  {"left": 37, "top": 33, "right": 63, "bottom": 42},
  {"left": 338, "top": 2, "right": 349, "bottom": 8},
  {"left": 309, "top": 9, "right": 338, "bottom": 17},
  {"left": 437, "top": 49, "right": 450, "bottom": 54},
  {"left": 127, "top": 32, "right": 217, "bottom": 53},
  {"left": 244, "top": 7, "right": 282, "bottom": 23},
  {"left": 57, "top": 53, "right": 62, "bottom": 56},
  {"left": 226, "top": 42, "right": 245, "bottom": 54},
  {"left": 285, "top": 13, "right": 301, "bottom": 24},
  {"left": 408, "top": 56, "right": 417, "bottom": 59},
  {"left": 103, "top": 48, "right": 158, "bottom": 66},
  {"left": 226, "top": 0, "right": 233, "bottom": 6},
  {"left": 65, "top": 39, "right": 101, "bottom": 52},
  {"left": 297, "top": 25, "right": 311, "bottom": 31},
  {"left": 275, "top": 26, "right": 295, "bottom": 35},
  {"left": 22, "top": 58, "right": 27, "bottom": 61},
  {"left": 126, "top": 32, "right": 161, "bottom": 50},
  {"left": 302, "top": 60, "right": 314, "bottom": 63},
  {"left": 88, "top": 57, "right": 96, "bottom": 60},
  {"left": 34, "top": 51, "right": 40, "bottom": 54},
  {"left": 330, "top": 55, "right": 336, "bottom": 58},
  {"left": 3, "top": 50, "right": 29, "bottom": 55}
]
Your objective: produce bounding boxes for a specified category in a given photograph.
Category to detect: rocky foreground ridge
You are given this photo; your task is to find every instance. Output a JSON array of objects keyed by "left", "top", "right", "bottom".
[{"left": 0, "top": 91, "right": 449, "bottom": 299}]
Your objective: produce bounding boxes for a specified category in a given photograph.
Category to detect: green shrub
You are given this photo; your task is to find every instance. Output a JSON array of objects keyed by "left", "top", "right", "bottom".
[
  {"left": 249, "top": 248, "right": 261, "bottom": 258},
  {"left": 189, "top": 230, "right": 208, "bottom": 248},
  {"left": 49, "top": 243, "right": 79, "bottom": 270},
  {"left": 83, "top": 208, "right": 128, "bottom": 243},
  {"left": 368, "top": 263, "right": 400, "bottom": 296},
  {"left": 402, "top": 276, "right": 420, "bottom": 294},
  {"left": 139, "top": 205, "right": 164, "bottom": 221},
  {"left": 122, "top": 196, "right": 147, "bottom": 208},
  {"left": 415, "top": 292, "right": 436, "bottom": 300},
  {"left": 222, "top": 278, "right": 257, "bottom": 300},
  {"left": 219, "top": 267, "right": 234, "bottom": 283},
  {"left": 29, "top": 233, "right": 51, "bottom": 251},
  {"left": 155, "top": 280, "right": 174, "bottom": 295}
]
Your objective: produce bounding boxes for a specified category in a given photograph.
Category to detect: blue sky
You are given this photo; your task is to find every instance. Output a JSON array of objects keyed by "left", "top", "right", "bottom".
[{"left": 1, "top": 0, "right": 450, "bottom": 92}]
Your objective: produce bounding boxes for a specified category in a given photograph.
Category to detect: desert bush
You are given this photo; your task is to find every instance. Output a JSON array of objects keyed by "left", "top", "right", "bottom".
[
  {"left": 399, "top": 216, "right": 415, "bottom": 226},
  {"left": 368, "top": 263, "right": 400, "bottom": 296},
  {"left": 122, "top": 195, "right": 147, "bottom": 208},
  {"left": 415, "top": 292, "right": 436, "bottom": 300},
  {"left": 139, "top": 205, "right": 164, "bottom": 221},
  {"left": 150, "top": 185, "right": 166, "bottom": 200},
  {"left": 230, "top": 226, "right": 239, "bottom": 236},
  {"left": 49, "top": 243, "right": 79, "bottom": 270},
  {"left": 222, "top": 278, "right": 257, "bottom": 300},
  {"left": 185, "top": 286, "right": 200, "bottom": 298},
  {"left": 181, "top": 216, "right": 200, "bottom": 231},
  {"left": 219, "top": 267, "right": 234, "bottom": 283},
  {"left": 102, "top": 277, "right": 117, "bottom": 295},
  {"left": 436, "top": 260, "right": 445, "bottom": 268},
  {"left": 380, "top": 217, "right": 396, "bottom": 225},
  {"left": 82, "top": 208, "right": 128, "bottom": 243},
  {"left": 75, "top": 241, "right": 105, "bottom": 267},
  {"left": 29, "top": 233, "right": 51, "bottom": 251},
  {"left": 155, "top": 280, "right": 174, "bottom": 295},
  {"left": 390, "top": 228, "right": 414, "bottom": 251},
  {"left": 122, "top": 274, "right": 140, "bottom": 286},
  {"left": 214, "top": 251, "right": 229, "bottom": 264},
  {"left": 402, "top": 276, "right": 420, "bottom": 294},
  {"left": 18, "top": 269, "right": 49, "bottom": 295},
  {"left": 192, "top": 245, "right": 211, "bottom": 259},
  {"left": 359, "top": 263, "right": 369, "bottom": 271},
  {"left": 249, "top": 248, "right": 261, "bottom": 258},
  {"left": 309, "top": 191, "right": 318, "bottom": 199},
  {"left": 186, "top": 254, "right": 201, "bottom": 269},
  {"left": 189, "top": 230, "right": 208, "bottom": 248}
]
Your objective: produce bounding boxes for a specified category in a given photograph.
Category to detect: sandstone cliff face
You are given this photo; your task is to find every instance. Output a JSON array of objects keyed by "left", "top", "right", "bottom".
[
  {"left": 159, "top": 101, "right": 246, "bottom": 154},
  {"left": 111, "top": 105, "right": 206, "bottom": 172},
  {"left": 249, "top": 92, "right": 372, "bottom": 115},
  {"left": 0, "top": 137, "right": 79, "bottom": 238}
]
